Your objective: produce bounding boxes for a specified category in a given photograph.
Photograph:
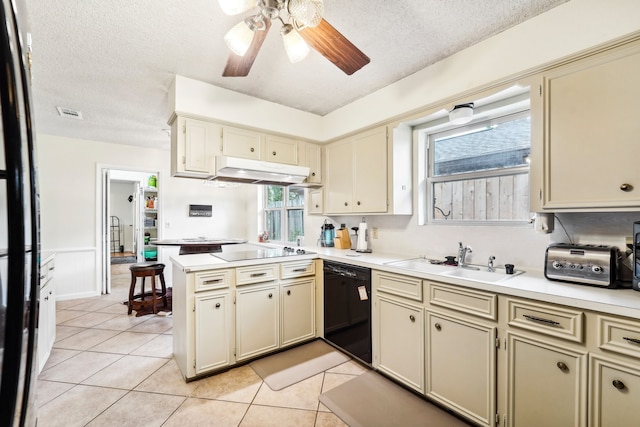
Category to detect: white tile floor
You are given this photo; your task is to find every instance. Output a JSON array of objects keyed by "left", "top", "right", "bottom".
[{"left": 36, "top": 269, "right": 366, "bottom": 426}]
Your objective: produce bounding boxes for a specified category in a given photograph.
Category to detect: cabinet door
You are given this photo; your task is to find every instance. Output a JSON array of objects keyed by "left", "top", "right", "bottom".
[
  {"left": 377, "top": 296, "right": 424, "bottom": 393},
  {"left": 195, "top": 291, "right": 232, "bottom": 374},
  {"left": 507, "top": 333, "right": 587, "bottom": 427},
  {"left": 222, "top": 126, "right": 262, "bottom": 160},
  {"left": 589, "top": 354, "right": 640, "bottom": 427},
  {"left": 305, "top": 143, "right": 322, "bottom": 184},
  {"left": 543, "top": 44, "right": 640, "bottom": 209},
  {"left": 281, "top": 278, "right": 315, "bottom": 347},
  {"left": 264, "top": 135, "right": 298, "bottom": 165},
  {"left": 325, "top": 139, "right": 353, "bottom": 214},
  {"left": 427, "top": 311, "right": 496, "bottom": 427},
  {"left": 236, "top": 283, "right": 279, "bottom": 361},
  {"left": 37, "top": 281, "right": 54, "bottom": 373},
  {"left": 184, "top": 118, "right": 220, "bottom": 173},
  {"left": 353, "top": 126, "right": 388, "bottom": 213},
  {"left": 309, "top": 189, "right": 323, "bottom": 214}
]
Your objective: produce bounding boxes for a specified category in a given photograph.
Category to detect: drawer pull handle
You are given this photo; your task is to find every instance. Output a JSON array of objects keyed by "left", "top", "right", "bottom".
[
  {"left": 250, "top": 272, "right": 267, "bottom": 277},
  {"left": 409, "top": 315, "right": 415, "bottom": 322},
  {"left": 623, "top": 337, "right": 640, "bottom": 345},
  {"left": 434, "top": 323, "right": 442, "bottom": 331},
  {"left": 287, "top": 290, "right": 291, "bottom": 295},
  {"left": 522, "top": 314, "right": 560, "bottom": 326},
  {"left": 292, "top": 268, "right": 307, "bottom": 272},
  {"left": 203, "top": 279, "right": 222, "bottom": 284},
  {"left": 612, "top": 380, "right": 626, "bottom": 390},
  {"left": 268, "top": 293, "right": 273, "bottom": 298},
  {"left": 215, "top": 303, "right": 221, "bottom": 308},
  {"left": 556, "top": 361, "right": 568, "bottom": 372}
]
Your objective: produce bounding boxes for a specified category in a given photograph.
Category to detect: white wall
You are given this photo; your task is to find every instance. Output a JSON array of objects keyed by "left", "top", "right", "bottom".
[
  {"left": 37, "top": 134, "right": 251, "bottom": 299},
  {"left": 109, "top": 181, "right": 135, "bottom": 252}
]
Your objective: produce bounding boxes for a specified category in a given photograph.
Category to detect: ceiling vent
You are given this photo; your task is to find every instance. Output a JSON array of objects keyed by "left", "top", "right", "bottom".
[{"left": 56, "top": 106, "right": 83, "bottom": 120}]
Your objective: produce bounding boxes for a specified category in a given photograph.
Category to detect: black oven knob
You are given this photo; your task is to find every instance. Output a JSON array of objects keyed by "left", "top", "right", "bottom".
[{"left": 591, "top": 265, "right": 603, "bottom": 274}]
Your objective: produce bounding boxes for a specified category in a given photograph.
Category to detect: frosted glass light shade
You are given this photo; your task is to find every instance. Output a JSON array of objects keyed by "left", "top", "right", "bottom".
[
  {"left": 288, "top": 0, "right": 324, "bottom": 28},
  {"left": 281, "top": 26, "right": 309, "bottom": 63},
  {"left": 449, "top": 104, "right": 474, "bottom": 125},
  {"left": 218, "top": 0, "right": 257, "bottom": 16},
  {"left": 224, "top": 20, "right": 256, "bottom": 56}
]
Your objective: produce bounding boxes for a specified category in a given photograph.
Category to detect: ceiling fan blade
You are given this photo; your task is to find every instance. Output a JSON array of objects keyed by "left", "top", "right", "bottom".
[
  {"left": 222, "top": 19, "right": 272, "bottom": 77},
  {"left": 299, "top": 19, "right": 370, "bottom": 75}
]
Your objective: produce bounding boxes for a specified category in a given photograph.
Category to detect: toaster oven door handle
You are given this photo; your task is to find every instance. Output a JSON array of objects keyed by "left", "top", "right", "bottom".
[{"left": 522, "top": 314, "right": 561, "bottom": 326}]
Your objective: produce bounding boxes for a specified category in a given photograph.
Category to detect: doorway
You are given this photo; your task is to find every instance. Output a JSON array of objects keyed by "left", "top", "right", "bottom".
[{"left": 99, "top": 167, "right": 160, "bottom": 295}]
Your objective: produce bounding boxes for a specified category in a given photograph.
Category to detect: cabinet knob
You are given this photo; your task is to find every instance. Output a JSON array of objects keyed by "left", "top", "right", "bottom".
[
  {"left": 272, "top": 151, "right": 276, "bottom": 156},
  {"left": 357, "top": 201, "right": 361, "bottom": 206},
  {"left": 344, "top": 202, "right": 348, "bottom": 206},
  {"left": 315, "top": 204, "right": 319, "bottom": 208},
  {"left": 612, "top": 380, "right": 626, "bottom": 390},
  {"left": 268, "top": 293, "right": 273, "bottom": 298},
  {"left": 311, "top": 172, "right": 316, "bottom": 177},
  {"left": 409, "top": 315, "right": 415, "bottom": 322},
  {"left": 44, "top": 296, "right": 48, "bottom": 301},
  {"left": 215, "top": 302, "right": 221, "bottom": 308},
  {"left": 434, "top": 323, "right": 442, "bottom": 331},
  {"left": 556, "top": 361, "right": 568, "bottom": 372},
  {"left": 287, "top": 290, "right": 291, "bottom": 295},
  {"left": 620, "top": 183, "right": 633, "bottom": 192},
  {"left": 250, "top": 147, "right": 255, "bottom": 152}
]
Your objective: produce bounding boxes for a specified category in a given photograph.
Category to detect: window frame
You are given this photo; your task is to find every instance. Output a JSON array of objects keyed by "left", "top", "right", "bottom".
[
  {"left": 262, "top": 185, "right": 305, "bottom": 243},
  {"left": 425, "top": 109, "right": 532, "bottom": 225}
]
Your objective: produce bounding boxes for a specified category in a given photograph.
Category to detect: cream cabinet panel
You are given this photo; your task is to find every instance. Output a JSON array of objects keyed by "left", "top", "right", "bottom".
[
  {"left": 37, "top": 257, "right": 56, "bottom": 374},
  {"left": 264, "top": 135, "right": 298, "bottom": 165},
  {"left": 222, "top": 126, "right": 262, "bottom": 160},
  {"left": 426, "top": 311, "right": 496, "bottom": 427},
  {"left": 507, "top": 332, "right": 587, "bottom": 427},
  {"left": 377, "top": 296, "right": 424, "bottom": 393},
  {"left": 171, "top": 116, "right": 221, "bottom": 178},
  {"left": 304, "top": 143, "right": 322, "bottom": 184},
  {"left": 325, "top": 138, "right": 354, "bottom": 213},
  {"left": 589, "top": 354, "right": 640, "bottom": 427},
  {"left": 236, "top": 282, "right": 279, "bottom": 361},
  {"left": 281, "top": 278, "right": 315, "bottom": 346},
  {"left": 540, "top": 41, "right": 640, "bottom": 210},
  {"left": 309, "top": 188, "right": 323, "bottom": 215},
  {"left": 195, "top": 291, "right": 232, "bottom": 374},
  {"left": 352, "top": 126, "right": 388, "bottom": 213}
]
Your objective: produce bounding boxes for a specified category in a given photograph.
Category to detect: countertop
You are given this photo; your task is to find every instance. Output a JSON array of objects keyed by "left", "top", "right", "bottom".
[{"left": 171, "top": 243, "right": 640, "bottom": 319}]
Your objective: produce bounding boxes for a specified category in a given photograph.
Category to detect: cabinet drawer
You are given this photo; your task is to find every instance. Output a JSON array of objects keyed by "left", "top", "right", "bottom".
[
  {"left": 374, "top": 271, "right": 422, "bottom": 301},
  {"left": 281, "top": 260, "right": 315, "bottom": 279},
  {"left": 194, "top": 269, "right": 232, "bottom": 291},
  {"left": 236, "top": 264, "right": 278, "bottom": 285},
  {"left": 507, "top": 298, "right": 584, "bottom": 343},
  {"left": 428, "top": 281, "right": 497, "bottom": 321},
  {"left": 597, "top": 315, "right": 640, "bottom": 359}
]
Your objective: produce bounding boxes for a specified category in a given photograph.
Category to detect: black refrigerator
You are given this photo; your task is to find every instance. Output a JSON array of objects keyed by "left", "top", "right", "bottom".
[{"left": 0, "top": 0, "right": 40, "bottom": 425}]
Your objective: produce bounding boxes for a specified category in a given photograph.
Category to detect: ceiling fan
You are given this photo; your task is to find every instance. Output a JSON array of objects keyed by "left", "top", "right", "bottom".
[{"left": 219, "top": 0, "right": 370, "bottom": 77}]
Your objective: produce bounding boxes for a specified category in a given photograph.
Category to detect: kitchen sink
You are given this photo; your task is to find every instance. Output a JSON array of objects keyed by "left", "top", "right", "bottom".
[
  {"left": 384, "top": 258, "right": 454, "bottom": 274},
  {"left": 440, "top": 266, "right": 524, "bottom": 283}
]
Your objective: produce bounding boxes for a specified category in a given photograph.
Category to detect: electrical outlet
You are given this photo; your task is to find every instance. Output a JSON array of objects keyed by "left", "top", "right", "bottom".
[{"left": 372, "top": 227, "right": 378, "bottom": 239}]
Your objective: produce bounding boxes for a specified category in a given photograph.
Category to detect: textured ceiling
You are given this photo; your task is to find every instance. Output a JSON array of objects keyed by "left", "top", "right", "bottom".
[{"left": 24, "top": 0, "right": 567, "bottom": 149}]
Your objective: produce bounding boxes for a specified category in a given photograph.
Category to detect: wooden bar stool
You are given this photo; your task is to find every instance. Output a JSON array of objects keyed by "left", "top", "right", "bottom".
[{"left": 128, "top": 262, "right": 167, "bottom": 315}]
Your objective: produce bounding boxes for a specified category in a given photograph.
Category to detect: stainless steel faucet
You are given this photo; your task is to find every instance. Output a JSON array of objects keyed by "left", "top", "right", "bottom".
[
  {"left": 487, "top": 256, "right": 496, "bottom": 272},
  {"left": 457, "top": 242, "right": 472, "bottom": 268}
]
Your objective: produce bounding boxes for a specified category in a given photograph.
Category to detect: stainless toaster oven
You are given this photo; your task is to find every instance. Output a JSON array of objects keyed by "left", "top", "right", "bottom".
[{"left": 544, "top": 243, "right": 619, "bottom": 288}]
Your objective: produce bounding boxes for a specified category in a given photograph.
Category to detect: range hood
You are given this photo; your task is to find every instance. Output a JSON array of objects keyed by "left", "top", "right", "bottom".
[{"left": 209, "top": 156, "right": 310, "bottom": 186}]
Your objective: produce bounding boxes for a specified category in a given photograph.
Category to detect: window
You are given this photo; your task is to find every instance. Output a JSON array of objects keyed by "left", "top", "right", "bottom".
[
  {"left": 426, "top": 111, "right": 531, "bottom": 223},
  {"left": 264, "top": 185, "right": 304, "bottom": 242}
]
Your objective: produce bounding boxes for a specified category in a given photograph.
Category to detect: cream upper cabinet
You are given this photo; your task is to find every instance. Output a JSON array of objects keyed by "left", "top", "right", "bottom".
[
  {"left": 303, "top": 142, "right": 322, "bottom": 184},
  {"left": 221, "top": 126, "right": 262, "bottom": 160},
  {"left": 170, "top": 116, "right": 221, "bottom": 178},
  {"left": 535, "top": 40, "right": 640, "bottom": 210},
  {"left": 325, "top": 126, "right": 388, "bottom": 214},
  {"left": 264, "top": 135, "right": 298, "bottom": 165},
  {"left": 308, "top": 188, "right": 323, "bottom": 215}
]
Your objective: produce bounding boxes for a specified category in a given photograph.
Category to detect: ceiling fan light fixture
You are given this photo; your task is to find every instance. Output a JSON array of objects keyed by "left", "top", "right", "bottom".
[
  {"left": 218, "top": 0, "right": 258, "bottom": 16},
  {"left": 224, "top": 15, "right": 266, "bottom": 56},
  {"left": 281, "top": 24, "right": 309, "bottom": 63},
  {"left": 288, "top": 0, "right": 324, "bottom": 29},
  {"left": 449, "top": 103, "right": 474, "bottom": 125}
]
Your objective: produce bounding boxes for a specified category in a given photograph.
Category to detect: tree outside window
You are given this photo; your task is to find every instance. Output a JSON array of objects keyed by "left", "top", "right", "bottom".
[{"left": 264, "top": 185, "right": 304, "bottom": 242}]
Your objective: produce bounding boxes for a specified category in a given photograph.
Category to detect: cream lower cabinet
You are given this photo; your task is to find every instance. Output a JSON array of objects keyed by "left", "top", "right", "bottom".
[
  {"left": 589, "top": 354, "right": 640, "bottom": 427},
  {"left": 281, "top": 278, "right": 316, "bottom": 346},
  {"left": 194, "top": 290, "right": 233, "bottom": 375},
  {"left": 426, "top": 311, "right": 496, "bottom": 427},
  {"left": 377, "top": 295, "right": 424, "bottom": 393},
  {"left": 235, "top": 282, "right": 280, "bottom": 361},
  {"left": 37, "top": 255, "right": 56, "bottom": 373},
  {"left": 507, "top": 332, "right": 588, "bottom": 427}
]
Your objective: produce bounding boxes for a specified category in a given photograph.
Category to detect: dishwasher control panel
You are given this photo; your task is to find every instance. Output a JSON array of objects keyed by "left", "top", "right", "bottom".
[{"left": 544, "top": 243, "right": 618, "bottom": 287}]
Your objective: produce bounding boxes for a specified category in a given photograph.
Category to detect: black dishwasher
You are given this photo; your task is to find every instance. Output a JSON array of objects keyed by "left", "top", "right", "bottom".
[{"left": 323, "top": 261, "right": 372, "bottom": 364}]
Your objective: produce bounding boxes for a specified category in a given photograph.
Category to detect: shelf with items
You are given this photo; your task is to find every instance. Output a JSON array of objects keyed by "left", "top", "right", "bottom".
[{"left": 143, "top": 180, "right": 158, "bottom": 261}]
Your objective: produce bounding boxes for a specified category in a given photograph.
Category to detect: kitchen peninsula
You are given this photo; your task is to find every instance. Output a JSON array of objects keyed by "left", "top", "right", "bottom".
[{"left": 171, "top": 244, "right": 640, "bottom": 427}]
